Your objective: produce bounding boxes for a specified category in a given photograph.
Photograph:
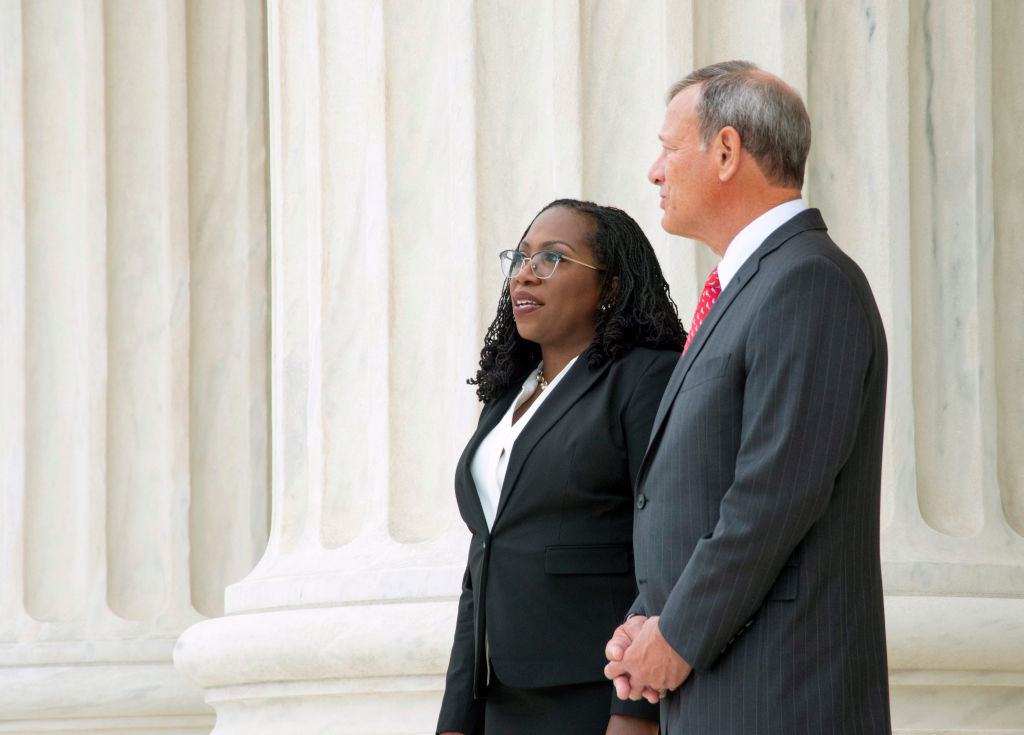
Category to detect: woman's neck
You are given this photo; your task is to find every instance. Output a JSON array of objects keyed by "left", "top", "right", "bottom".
[{"left": 539, "top": 342, "right": 588, "bottom": 383}]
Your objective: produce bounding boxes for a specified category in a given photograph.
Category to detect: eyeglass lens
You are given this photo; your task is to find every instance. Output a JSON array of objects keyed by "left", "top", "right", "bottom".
[{"left": 499, "top": 250, "right": 561, "bottom": 279}]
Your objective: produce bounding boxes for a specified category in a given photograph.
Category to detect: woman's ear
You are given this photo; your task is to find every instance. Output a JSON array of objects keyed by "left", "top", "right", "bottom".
[{"left": 600, "top": 274, "right": 620, "bottom": 313}]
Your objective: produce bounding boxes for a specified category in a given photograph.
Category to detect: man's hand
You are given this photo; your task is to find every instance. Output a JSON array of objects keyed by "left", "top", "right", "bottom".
[
  {"left": 604, "top": 615, "right": 692, "bottom": 702},
  {"left": 605, "top": 713, "right": 659, "bottom": 735},
  {"left": 605, "top": 615, "right": 647, "bottom": 664},
  {"left": 604, "top": 615, "right": 662, "bottom": 704}
]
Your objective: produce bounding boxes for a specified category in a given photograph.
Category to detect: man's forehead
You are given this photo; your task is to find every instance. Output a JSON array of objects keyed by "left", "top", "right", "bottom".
[
  {"left": 668, "top": 84, "right": 699, "bottom": 112},
  {"left": 659, "top": 96, "right": 693, "bottom": 138}
]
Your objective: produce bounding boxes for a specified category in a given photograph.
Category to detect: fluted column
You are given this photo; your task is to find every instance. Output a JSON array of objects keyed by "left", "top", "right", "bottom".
[
  {"left": 809, "top": 1, "right": 1024, "bottom": 732},
  {"left": 1, "top": 0, "right": 29, "bottom": 634},
  {"left": 185, "top": 0, "right": 270, "bottom": 620},
  {"left": 104, "top": 0, "right": 192, "bottom": 624},
  {"left": 1, "top": 2, "right": 202, "bottom": 729},
  {"left": 175, "top": 2, "right": 480, "bottom": 731},
  {"left": 20, "top": 0, "right": 107, "bottom": 628},
  {"left": 993, "top": 0, "right": 1024, "bottom": 544},
  {"left": 0, "top": 1, "right": 268, "bottom": 732}
]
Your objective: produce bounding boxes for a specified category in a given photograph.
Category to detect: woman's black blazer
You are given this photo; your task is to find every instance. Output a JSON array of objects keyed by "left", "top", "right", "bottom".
[{"left": 437, "top": 346, "right": 678, "bottom": 731}]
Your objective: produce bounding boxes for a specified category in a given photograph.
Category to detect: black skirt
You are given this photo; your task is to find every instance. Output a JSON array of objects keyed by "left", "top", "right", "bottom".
[{"left": 481, "top": 673, "right": 616, "bottom": 735}]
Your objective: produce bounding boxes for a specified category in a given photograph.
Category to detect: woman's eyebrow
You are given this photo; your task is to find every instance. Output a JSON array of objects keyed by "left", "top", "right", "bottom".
[{"left": 518, "top": 239, "right": 576, "bottom": 253}]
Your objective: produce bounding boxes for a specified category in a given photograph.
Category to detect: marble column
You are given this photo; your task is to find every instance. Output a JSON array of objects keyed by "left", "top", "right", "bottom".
[
  {"left": 174, "top": 2, "right": 475, "bottom": 731},
  {"left": 0, "top": 1, "right": 268, "bottom": 732},
  {"left": 808, "top": 1, "right": 1024, "bottom": 732}
]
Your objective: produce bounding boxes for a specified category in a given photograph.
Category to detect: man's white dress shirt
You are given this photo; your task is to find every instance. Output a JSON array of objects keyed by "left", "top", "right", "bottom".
[{"left": 716, "top": 198, "right": 807, "bottom": 291}]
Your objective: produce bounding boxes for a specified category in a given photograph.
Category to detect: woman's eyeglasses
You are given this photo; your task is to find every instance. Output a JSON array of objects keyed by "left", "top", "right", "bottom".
[{"left": 498, "top": 249, "right": 603, "bottom": 279}]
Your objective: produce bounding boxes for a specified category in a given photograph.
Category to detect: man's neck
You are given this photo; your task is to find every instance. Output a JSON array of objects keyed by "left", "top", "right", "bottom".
[{"left": 705, "top": 187, "right": 802, "bottom": 257}]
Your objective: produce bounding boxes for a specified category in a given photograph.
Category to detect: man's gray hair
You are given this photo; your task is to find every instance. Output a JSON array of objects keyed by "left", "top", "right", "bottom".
[{"left": 668, "top": 60, "right": 811, "bottom": 189}]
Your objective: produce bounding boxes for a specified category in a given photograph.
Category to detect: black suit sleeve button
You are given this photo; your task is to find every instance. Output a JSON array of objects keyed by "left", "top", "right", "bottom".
[{"left": 636, "top": 494, "right": 647, "bottom": 509}]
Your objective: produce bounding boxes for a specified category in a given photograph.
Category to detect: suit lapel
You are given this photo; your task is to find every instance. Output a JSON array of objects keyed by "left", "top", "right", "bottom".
[
  {"left": 640, "top": 209, "right": 828, "bottom": 477},
  {"left": 455, "top": 390, "right": 516, "bottom": 532},
  {"left": 644, "top": 261, "right": 756, "bottom": 449},
  {"left": 492, "top": 355, "right": 610, "bottom": 527}
]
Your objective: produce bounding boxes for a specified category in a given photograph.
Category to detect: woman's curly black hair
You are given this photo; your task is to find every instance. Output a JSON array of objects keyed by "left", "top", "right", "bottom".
[{"left": 469, "top": 198, "right": 686, "bottom": 402}]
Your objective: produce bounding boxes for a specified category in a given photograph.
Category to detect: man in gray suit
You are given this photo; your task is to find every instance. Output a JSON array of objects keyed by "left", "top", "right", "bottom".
[{"left": 603, "top": 60, "right": 892, "bottom": 733}]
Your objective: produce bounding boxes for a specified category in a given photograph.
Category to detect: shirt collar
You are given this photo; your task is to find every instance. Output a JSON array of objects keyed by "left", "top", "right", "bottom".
[
  {"left": 511, "top": 354, "right": 580, "bottom": 413},
  {"left": 716, "top": 198, "right": 807, "bottom": 292}
]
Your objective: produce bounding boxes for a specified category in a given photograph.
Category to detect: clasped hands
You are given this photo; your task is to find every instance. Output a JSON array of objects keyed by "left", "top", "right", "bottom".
[{"left": 603, "top": 615, "right": 692, "bottom": 703}]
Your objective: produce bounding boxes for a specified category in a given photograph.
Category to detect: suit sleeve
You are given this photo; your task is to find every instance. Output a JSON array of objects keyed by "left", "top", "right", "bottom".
[
  {"left": 626, "top": 596, "right": 647, "bottom": 618},
  {"left": 436, "top": 563, "right": 483, "bottom": 734},
  {"left": 658, "top": 257, "right": 875, "bottom": 670}
]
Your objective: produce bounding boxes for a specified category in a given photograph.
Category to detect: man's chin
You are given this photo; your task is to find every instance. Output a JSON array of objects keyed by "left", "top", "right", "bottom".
[{"left": 660, "top": 214, "right": 685, "bottom": 237}]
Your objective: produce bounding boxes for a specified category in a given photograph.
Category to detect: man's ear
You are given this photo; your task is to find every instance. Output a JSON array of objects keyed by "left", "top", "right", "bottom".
[{"left": 715, "top": 126, "right": 742, "bottom": 182}]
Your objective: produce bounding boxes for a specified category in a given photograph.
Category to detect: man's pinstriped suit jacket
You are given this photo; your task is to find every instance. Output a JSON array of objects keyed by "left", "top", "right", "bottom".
[{"left": 631, "top": 208, "right": 893, "bottom": 734}]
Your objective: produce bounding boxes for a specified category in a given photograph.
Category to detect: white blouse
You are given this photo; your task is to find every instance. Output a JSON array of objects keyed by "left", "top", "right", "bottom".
[{"left": 470, "top": 356, "right": 579, "bottom": 529}]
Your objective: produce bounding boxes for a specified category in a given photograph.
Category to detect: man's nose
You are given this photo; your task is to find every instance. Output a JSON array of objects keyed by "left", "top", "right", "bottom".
[{"left": 648, "top": 156, "right": 664, "bottom": 185}]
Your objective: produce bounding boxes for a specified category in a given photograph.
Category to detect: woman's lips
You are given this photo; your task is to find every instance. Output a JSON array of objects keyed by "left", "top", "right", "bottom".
[{"left": 512, "top": 290, "right": 543, "bottom": 316}]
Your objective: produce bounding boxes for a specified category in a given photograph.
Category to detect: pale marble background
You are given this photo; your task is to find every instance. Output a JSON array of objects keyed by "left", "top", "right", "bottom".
[{"left": 1, "top": 1, "right": 1022, "bottom": 734}]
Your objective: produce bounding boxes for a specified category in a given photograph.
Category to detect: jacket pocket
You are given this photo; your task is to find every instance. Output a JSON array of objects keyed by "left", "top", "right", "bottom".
[
  {"left": 765, "top": 563, "right": 799, "bottom": 601},
  {"left": 544, "top": 544, "right": 633, "bottom": 575},
  {"left": 679, "top": 354, "right": 730, "bottom": 393}
]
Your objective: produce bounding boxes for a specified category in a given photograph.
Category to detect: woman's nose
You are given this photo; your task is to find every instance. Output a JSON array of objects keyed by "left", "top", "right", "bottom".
[{"left": 513, "top": 257, "right": 540, "bottom": 284}]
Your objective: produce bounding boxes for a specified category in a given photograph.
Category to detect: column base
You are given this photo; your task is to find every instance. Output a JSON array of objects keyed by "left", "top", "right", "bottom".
[
  {"left": 174, "top": 600, "right": 456, "bottom": 735},
  {"left": 0, "top": 717, "right": 213, "bottom": 735},
  {"left": 201, "top": 679, "right": 443, "bottom": 735},
  {"left": 886, "top": 593, "right": 1024, "bottom": 733},
  {"left": 0, "top": 658, "right": 212, "bottom": 735}
]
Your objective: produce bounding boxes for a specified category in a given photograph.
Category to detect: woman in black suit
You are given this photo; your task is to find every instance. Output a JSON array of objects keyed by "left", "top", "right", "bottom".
[{"left": 437, "top": 199, "right": 685, "bottom": 735}]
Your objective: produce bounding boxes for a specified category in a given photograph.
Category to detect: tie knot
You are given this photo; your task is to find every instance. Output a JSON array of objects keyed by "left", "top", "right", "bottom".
[{"left": 681, "top": 266, "right": 723, "bottom": 357}]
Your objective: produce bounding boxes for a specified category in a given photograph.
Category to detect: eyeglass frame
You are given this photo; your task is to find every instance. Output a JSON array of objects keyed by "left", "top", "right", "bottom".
[{"left": 497, "top": 248, "right": 605, "bottom": 280}]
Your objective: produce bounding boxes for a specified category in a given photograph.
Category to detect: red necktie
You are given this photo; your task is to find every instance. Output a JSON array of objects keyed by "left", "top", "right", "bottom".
[{"left": 682, "top": 266, "right": 721, "bottom": 356}]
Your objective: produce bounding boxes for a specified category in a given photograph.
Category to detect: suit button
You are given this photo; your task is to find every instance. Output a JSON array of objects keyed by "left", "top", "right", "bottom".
[
  {"left": 636, "top": 494, "right": 647, "bottom": 509},
  {"left": 481, "top": 541, "right": 487, "bottom": 549}
]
